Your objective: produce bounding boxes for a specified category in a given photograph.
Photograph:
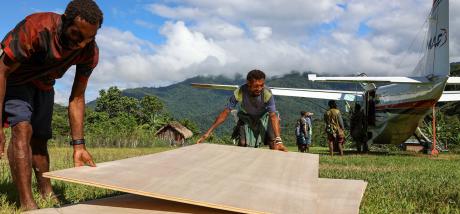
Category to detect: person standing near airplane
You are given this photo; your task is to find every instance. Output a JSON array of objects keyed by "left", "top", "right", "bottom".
[
  {"left": 0, "top": 0, "right": 102, "bottom": 210},
  {"left": 304, "top": 112, "right": 313, "bottom": 152},
  {"left": 351, "top": 103, "right": 368, "bottom": 153},
  {"left": 324, "top": 100, "right": 345, "bottom": 156},
  {"left": 295, "top": 111, "right": 308, "bottom": 152}
]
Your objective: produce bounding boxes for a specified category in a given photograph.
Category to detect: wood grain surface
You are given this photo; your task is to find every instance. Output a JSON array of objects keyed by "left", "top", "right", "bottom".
[
  {"left": 43, "top": 144, "right": 321, "bottom": 214},
  {"left": 27, "top": 179, "right": 366, "bottom": 214}
]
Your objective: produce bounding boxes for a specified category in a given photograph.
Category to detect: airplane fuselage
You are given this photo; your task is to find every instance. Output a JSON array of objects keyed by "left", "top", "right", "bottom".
[{"left": 366, "top": 77, "right": 448, "bottom": 145}]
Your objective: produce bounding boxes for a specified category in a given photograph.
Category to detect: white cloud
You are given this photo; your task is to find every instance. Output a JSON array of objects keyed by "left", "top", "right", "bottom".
[
  {"left": 134, "top": 19, "right": 157, "bottom": 29},
  {"left": 252, "top": 26, "right": 272, "bottom": 41},
  {"left": 194, "top": 19, "right": 245, "bottom": 40},
  {"left": 51, "top": 0, "right": 460, "bottom": 104},
  {"left": 450, "top": 0, "right": 460, "bottom": 62},
  {"left": 147, "top": 4, "right": 206, "bottom": 20},
  {"left": 147, "top": 0, "right": 343, "bottom": 41},
  {"left": 53, "top": 22, "right": 231, "bottom": 103}
]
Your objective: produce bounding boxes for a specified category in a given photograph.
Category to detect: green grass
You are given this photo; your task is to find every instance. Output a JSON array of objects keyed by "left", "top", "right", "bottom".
[
  {"left": 0, "top": 146, "right": 171, "bottom": 214},
  {"left": 1, "top": 145, "right": 459, "bottom": 213}
]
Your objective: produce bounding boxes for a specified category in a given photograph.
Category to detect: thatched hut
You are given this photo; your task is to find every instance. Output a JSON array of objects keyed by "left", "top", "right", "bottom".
[{"left": 155, "top": 121, "right": 193, "bottom": 146}]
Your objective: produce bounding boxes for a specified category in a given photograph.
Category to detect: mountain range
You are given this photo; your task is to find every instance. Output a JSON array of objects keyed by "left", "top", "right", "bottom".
[{"left": 88, "top": 64, "right": 460, "bottom": 134}]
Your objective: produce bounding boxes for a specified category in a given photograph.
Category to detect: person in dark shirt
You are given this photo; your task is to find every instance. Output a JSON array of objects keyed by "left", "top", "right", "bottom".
[
  {"left": 0, "top": 0, "right": 103, "bottom": 210},
  {"left": 295, "top": 111, "right": 308, "bottom": 153},
  {"left": 351, "top": 103, "right": 368, "bottom": 152},
  {"left": 197, "top": 69, "right": 286, "bottom": 151}
]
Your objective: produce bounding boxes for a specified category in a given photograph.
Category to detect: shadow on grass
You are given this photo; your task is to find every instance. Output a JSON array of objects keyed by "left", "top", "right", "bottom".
[
  {"left": 0, "top": 172, "right": 123, "bottom": 210},
  {"left": 0, "top": 180, "right": 20, "bottom": 208},
  {"left": 51, "top": 183, "right": 125, "bottom": 208}
]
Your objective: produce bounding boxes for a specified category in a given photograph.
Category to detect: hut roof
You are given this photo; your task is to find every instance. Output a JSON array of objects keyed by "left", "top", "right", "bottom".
[{"left": 155, "top": 121, "right": 193, "bottom": 139}]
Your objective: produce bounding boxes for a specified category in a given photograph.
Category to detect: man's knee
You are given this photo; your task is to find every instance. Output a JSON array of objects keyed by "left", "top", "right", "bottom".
[
  {"left": 8, "top": 122, "right": 33, "bottom": 158},
  {"left": 12, "top": 121, "right": 33, "bottom": 142}
]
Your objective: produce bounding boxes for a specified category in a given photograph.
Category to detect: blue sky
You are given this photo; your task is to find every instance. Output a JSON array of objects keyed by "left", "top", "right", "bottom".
[
  {"left": 1, "top": 0, "right": 459, "bottom": 103},
  {"left": 0, "top": 0, "right": 167, "bottom": 44}
]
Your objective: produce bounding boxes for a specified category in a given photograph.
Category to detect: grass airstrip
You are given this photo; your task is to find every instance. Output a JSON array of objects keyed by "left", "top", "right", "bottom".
[{"left": 0, "top": 145, "right": 459, "bottom": 214}]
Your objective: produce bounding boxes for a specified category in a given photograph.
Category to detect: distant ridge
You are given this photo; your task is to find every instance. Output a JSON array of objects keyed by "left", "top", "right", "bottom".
[{"left": 87, "top": 63, "right": 460, "bottom": 133}]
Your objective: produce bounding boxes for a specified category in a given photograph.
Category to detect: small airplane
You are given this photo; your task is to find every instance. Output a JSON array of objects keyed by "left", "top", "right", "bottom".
[{"left": 192, "top": 0, "right": 460, "bottom": 154}]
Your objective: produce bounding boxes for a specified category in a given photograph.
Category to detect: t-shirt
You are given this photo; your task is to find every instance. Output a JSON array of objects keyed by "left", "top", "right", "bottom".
[
  {"left": 324, "top": 108, "right": 344, "bottom": 134},
  {"left": 1, "top": 12, "right": 99, "bottom": 90},
  {"left": 226, "top": 84, "right": 276, "bottom": 117},
  {"left": 297, "top": 117, "right": 307, "bottom": 137}
]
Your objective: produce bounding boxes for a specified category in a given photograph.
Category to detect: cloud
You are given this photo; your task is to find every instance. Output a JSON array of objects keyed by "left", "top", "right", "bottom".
[
  {"left": 134, "top": 19, "right": 158, "bottom": 29},
  {"left": 147, "top": 4, "right": 207, "bottom": 20},
  {"left": 450, "top": 0, "right": 460, "bottom": 62},
  {"left": 252, "top": 26, "right": 272, "bottom": 41},
  {"left": 51, "top": 0, "right": 460, "bottom": 104},
  {"left": 193, "top": 18, "right": 245, "bottom": 40},
  {"left": 147, "top": 0, "right": 343, "bottom": 41},
  {"left": 54, "top": 22, "right": 230, "bottom": 103}
]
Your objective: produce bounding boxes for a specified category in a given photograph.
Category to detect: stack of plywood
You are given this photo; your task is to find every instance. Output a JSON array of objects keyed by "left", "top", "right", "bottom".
[{"left": 28, "top": 144, "right": 367, "bottom": 214}]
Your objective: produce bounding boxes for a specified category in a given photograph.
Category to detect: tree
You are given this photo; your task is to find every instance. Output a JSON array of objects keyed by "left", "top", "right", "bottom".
[
  {"left": 52, "top": 104, "right": 70, "bottom": 137},
  {"left": 179, "top": 118, "right": 199, "bottom": 135},
  {"left": 95, "top": 86, "right": 129, "bottom": 118},
  {"left": 140, "top": 95, "right": 164, "bottom": 125},
  {"left": 95, "top": 86, "right": 142, "bottom": 117}
]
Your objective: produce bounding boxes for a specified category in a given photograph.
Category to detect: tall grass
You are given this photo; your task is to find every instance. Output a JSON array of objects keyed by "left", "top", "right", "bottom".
[
  {"left": 317, "top": 149, "right": 460, "bottom": 214},
  {"left": 0, "top": 145, "right": 171, "bottom": 213},
  {"left": 0, "top": 145, "right": 459, "bottom": 213},
  {"left": 49, "top": 132, "right": 178, "bottom": 148}
]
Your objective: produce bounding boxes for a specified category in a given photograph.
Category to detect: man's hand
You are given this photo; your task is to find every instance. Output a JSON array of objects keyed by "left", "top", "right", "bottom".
[
  {"left": 273, "top": 136, "right": 288, "bottom": 152},
  {"left": 196, "top": 133, "right": 210, "bottom": 144},
  {"left": 73, "top": 144, "right": 96, "bottom": 167},
  {"left": 274, "top": 143, "right": 288, "bottom": 152},
  {"left": 0, "top": 128, "right": 5, "bottom": 159}
]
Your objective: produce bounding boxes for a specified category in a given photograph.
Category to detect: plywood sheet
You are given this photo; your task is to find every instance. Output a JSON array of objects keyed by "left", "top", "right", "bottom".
[
  {"left": 44, "top": 144, "right": 320, "bottom": 214},
  {"left": 27, "top": 179, "right": 366, "bottom": 214},
  {"left": 26, "top": 194, "right": 237, "bottom": 214},
  {"left": 316, "top": 179, "right": 367, "bottom": 214}
]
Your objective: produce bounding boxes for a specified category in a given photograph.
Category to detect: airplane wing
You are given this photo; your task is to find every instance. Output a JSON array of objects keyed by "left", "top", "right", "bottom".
[
  {"left": 308, "top": 74, "right": 430, "bottom": 84},
  {"left": 191, "top": 83, "right": 238, "bottom": 90},
  {"left": 438, "top": 91, "right": 460, "bottom": 102},
  {"left": 447, "top": 77, "right": 460, "bottom": 85},
  {"left": 191, "top": 83, "right": 363, "bottom": 101},
  {"left": 270, "top": 87, "right": 362, "bottom": 101}
]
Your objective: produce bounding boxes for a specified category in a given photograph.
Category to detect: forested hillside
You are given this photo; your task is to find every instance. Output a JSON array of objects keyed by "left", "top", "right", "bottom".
[{"left": 117, "top": 72, "right": 359, "bottom": 136}]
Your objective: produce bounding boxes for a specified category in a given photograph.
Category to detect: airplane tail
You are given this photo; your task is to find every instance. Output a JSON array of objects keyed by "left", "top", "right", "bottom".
[{"left": 414, "top": 0, "right": 449, "bottom": 77}]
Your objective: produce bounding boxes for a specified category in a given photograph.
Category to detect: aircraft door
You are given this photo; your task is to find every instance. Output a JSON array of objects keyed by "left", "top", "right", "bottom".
[{"left": 366, "top": 90, "right": 376, "bottom": 126}]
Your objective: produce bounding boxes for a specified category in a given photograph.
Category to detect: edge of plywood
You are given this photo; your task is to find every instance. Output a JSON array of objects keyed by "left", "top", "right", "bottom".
[{"left": 43, "top": 172, "right": 269, "bottom": 214}]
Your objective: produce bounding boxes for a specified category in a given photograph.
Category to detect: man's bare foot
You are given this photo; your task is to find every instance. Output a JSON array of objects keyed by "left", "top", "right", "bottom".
[
  {"left": 40, "top": 190, "right": 60, "bottom": 204},
  {"left": 20, "top": 201, "right": 39, "bottom": 211}
]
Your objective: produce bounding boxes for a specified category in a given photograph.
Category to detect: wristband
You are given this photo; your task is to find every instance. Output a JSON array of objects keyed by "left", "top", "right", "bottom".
[
  {"left": 275, "top": 137, "right": 283, "bottom": 144},
  {"left": 70, "top": 139, "right": 85, "bottom": 146}
]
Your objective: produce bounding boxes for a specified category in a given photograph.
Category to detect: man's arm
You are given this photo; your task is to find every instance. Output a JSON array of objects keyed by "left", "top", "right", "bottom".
[
  {"left": 68, "top": 72, "right": 95, "bottom": 167},
  {"left": 269, "top": 112, "right": 281, "bottom": 138},
  {"left": 264, "top": 92, "right": 286, "bottom": 151},
  {"left": 269, "top": 112, "right": 286, "bottom": 151},
  {"left": 0, "top": 53, "right": 19, "bottom": 158},
  {"left": 196, "top": 108, "right": 231, "bottom": 144}
]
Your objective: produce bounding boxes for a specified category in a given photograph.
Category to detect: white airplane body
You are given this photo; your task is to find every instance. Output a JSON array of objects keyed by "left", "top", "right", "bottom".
[{"left": 192, "top": 0, "right": 460, "bottom": 147}]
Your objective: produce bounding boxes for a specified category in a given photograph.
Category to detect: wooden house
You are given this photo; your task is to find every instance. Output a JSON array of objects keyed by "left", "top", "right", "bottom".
[{"left": 155, "top": 121, "right": 193, "bottom": 146}]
